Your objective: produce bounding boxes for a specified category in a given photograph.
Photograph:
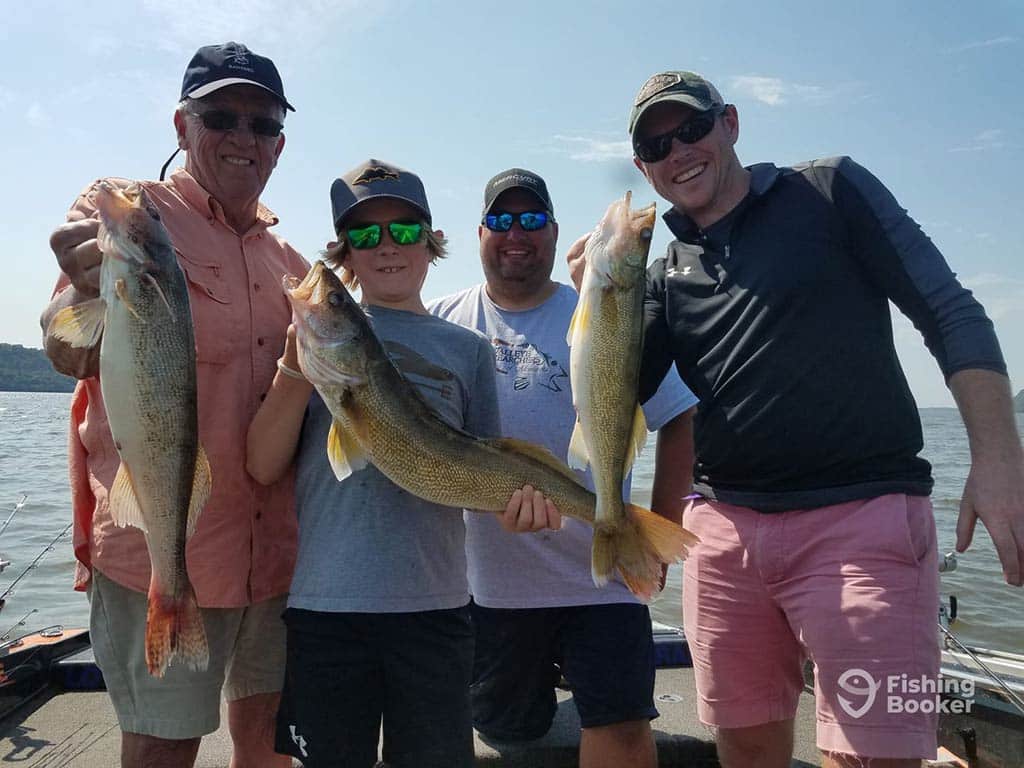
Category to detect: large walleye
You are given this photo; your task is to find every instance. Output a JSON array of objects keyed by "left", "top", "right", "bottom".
[
  {"left": 566, "top": 192, "right": 697, "bottom": 589},
  {"left": 49, "top": 182, "right": 210, "bottom": 677},
  {"left": 286, "top": 261, "right": 695, "bottom": 600}
]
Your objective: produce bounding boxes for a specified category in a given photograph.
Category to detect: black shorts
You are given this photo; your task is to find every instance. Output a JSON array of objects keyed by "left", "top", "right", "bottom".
[
  {"left": 274, "top": 606, "right": 474, "bottom": 768},
  {"left": 470, "top": 601, "right": 658, "bottom": 740}
]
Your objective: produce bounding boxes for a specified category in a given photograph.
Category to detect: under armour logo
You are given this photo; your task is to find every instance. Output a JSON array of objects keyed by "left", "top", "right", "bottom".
[{"left": 289, "top": 725, "right": 309, "bottom": 757}]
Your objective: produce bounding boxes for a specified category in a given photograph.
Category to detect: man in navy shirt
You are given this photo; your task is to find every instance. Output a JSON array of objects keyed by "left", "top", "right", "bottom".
[{"left": 570, "top": 70, "right": 1023, "bottom": 768}]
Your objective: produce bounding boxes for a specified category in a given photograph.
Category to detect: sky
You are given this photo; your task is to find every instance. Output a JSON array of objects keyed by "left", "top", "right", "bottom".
[{"left": 2, "top": 0, "right": 1022, "bottom": 407}]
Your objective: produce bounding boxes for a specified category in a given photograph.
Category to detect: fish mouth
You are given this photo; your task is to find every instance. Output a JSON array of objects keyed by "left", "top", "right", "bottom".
[{"left": 284, "top": 261, "right": 331, "bottom": 304}]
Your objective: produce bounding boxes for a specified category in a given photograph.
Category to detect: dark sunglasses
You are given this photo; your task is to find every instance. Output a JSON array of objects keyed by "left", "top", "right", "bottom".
[
  {"left": 188, "top": 108, "right": 284, "bottom": 138},
  {"left": 345, "top": 221, "right": 424, "bottom": 250},
  {"left": 632, "top": 106, "right": 727, "bottom": 163},
  {"left": 483, "top": 211, "right": 551, "bottom": 233}
]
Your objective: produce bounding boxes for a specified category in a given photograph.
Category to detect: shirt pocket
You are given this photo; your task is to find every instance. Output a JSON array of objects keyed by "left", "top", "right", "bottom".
[{"left": 176, "top": 248, "right": 237, "bottom": 365}]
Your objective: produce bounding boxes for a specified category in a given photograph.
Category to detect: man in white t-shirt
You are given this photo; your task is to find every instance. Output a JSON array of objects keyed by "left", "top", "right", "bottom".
[{"left": 429, "top": 168, "right": 697, "bottom": 768}]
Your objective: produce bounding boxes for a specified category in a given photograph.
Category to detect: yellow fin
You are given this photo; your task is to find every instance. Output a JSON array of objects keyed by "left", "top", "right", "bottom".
[
  {"left": 114, "top": 278, "right": 143, "bottom": 321},
  {"left": 327, "top": 419, "right": 368, "bottom": 481},
  {"left": 565, "top": 291, "right": 592, "bottom": 347},
  {"left": 48, "top": 298, "right": 106, "bottom": 349},
  {"left": 110, "top": 462, "right": 147, "bottom": 532},
  {"left": 489, "top": 437, "right": 579, "bottom": 482},
  {"left": 567, "top": 418, "right": 590, "bottom": 471},
  {"left": 626, "top": 503, "right": 700, "bottom": 565},
  {"left": 187, "top": 444, "right": 211, "bottom": 539},
  {"left": 622, "top": 405, "right": 648, "bottom": 476}
]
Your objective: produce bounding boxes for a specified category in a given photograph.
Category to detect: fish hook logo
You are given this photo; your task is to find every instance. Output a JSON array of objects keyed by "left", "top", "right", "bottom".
[
  {"left": 289, "top": 725, "right": 309, "bottom": 757},
  {"left": 836, "top": 668, "right": 880, "bottom": 719}
]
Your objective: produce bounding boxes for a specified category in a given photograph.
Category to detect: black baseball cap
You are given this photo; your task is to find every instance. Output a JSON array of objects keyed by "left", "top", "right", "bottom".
[
  {"left": 482, "top": 168, "right": 554, "bottom": 217},
  {"left": 331, "top": 159, "right": 432, "bottom": 233},
  {"left": 181, "top": 42, "right": 295, "bottom": 111},
  {"left": 628, "top": 71, "right": 724, "bottom": 134}
]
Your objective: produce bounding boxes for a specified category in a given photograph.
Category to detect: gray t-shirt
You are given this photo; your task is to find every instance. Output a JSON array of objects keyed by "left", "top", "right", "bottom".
[
  {"left": 429, "top": 283, "right": 698, "bottom": 608},
  {"left": 288, "top": 306, "right": 500, "bottom": 613}
]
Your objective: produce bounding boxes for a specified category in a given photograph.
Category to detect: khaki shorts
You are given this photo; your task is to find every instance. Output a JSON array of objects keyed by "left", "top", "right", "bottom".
[{"left": 88, "top": 568, "right": 287, "bottom": 739}]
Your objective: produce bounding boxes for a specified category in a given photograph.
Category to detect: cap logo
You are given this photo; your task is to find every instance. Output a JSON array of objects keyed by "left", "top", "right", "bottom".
[
  {"left": 494, "top": 173, "right": 538, "bottom": 189},
  {"left": 226, "top": 47, "right": 255, "bottom": 74},
  {"left": 636, "top": 72, "right": 683, "bottom": 106},
  {"left": 354, "top": 166, "right": 400, "bottom": 185}
]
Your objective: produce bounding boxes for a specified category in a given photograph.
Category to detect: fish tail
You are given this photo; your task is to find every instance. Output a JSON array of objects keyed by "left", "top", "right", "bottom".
[
  {"left": 590, "top": 505, "right": 700, "bottom": 602},
  {"left": 145, "top": 580, "right": 209, "bottom": 677}
]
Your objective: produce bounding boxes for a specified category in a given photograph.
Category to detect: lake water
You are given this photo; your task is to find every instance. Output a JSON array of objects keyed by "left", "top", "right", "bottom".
[{"left": 1, "top": 392, "right": 1022, "bottom": 653}]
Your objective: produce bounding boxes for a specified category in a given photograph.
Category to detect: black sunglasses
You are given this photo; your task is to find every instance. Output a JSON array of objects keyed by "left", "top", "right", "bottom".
[
  {"left": 632, "top": 106, "right": 727, "bottom": 163},
  {"left": 483, "top": 211, "right": 552, "bottom": 232},
  {"left": 188, "top": 108, "right": 284, "bottom": 139}
]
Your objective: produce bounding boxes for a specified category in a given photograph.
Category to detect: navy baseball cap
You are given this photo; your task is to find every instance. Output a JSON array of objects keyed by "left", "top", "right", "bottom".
[
  {"left": 628, "top": 71, "right": 724, "bottom": 134},
  {"left": 482, "top": 168, "right": 554, "bottom": 216},
  {"left": 181, "top": 42, "right": 295, "bottom": 111},
  {"left": 331, "top": 160, "right": 432, "bottom": 233}
]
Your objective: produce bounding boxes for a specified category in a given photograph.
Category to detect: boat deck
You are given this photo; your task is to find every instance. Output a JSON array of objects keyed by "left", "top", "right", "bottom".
[{"left": 0, "top": 665, "right": 822, "bottom": 767}]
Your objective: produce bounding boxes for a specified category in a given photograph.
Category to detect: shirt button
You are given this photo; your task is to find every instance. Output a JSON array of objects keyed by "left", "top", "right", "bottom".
[
  {"left": 260, "top": 392, "right": 267, "bottom": 402},
  {"left": 255, "top": 511, "right": 262, "bottom": 520},
  {"left": 254, "top": 282, "right": 261, "bottom": 292},
  {"left": 257, "top": 337, "right": 265, "bottom": 346}
]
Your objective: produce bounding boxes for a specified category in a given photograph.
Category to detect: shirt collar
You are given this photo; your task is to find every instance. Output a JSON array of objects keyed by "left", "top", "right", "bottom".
[
  {"left": 663, "top": 162, "right": 781, "bottom": 241},
  {"left": 167, "top": 168, "right": 280, "bottom": 232}
]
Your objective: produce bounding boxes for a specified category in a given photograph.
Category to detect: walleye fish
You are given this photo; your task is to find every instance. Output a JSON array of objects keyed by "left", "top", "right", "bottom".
[
  {"left": 567, "top": 192, "right": 697, "bottom": 589},
  {"left": 286, "top": 261, "right": 695, "bottom": 600},
  {"left": 49, "top": 182, "right": 210, "bottom": 676}
]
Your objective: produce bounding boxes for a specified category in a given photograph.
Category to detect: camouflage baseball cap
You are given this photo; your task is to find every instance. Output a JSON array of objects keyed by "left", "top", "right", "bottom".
[{"left": 628, "top": 71, "right": 725, "bottom": 134}]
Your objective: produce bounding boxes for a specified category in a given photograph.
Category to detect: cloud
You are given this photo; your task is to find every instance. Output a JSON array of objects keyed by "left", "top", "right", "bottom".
[
  {"left": 26, "top": 103, "right": 49, "bottom": 128},
  {"left": 961, "top": 273, "right": 1024, "bottom": 324},
  {"left": 728, "top": 75, "right": 832, "bottom": 106},
  {"left": 0, "top": 87, "right": 13, "bottom": 112},
  {"left": 949, "top": 129, "right": 1011, "bottom": 153},
  {"left": 550, "top": 135, "right": 633, "bottom": 163},
  {"left": 946, "top": 36, "right": 1018, "bottom": 54}
]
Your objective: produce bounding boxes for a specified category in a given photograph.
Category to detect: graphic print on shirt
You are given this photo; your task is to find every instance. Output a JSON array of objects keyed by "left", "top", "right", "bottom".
[
  {"left": 492, "top": 337, "right": 568, "bottom": 393},
  {"left": 383, "top": 340, "right": 456, "bottom": 401}
]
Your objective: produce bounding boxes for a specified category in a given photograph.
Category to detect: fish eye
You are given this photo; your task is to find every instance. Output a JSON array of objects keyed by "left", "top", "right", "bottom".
[{"left": 328, "top": 292, "right": 343, "bottom": 307}]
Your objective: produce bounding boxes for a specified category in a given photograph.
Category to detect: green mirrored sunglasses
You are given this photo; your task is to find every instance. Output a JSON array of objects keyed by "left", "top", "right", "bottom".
[{"left": 345, "top": 221, "right": 424, "bottom": 250}]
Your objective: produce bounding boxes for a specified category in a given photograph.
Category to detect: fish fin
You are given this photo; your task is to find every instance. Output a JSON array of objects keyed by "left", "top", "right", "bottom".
[
  {"left": 567, "top": 418, "right": 590, "bottom": 471},
  {"left": 143, "top": 272, "right": 174, "bottom": 321},
  {"left": 109, "top": 462, "right": 147, "bottom": 532},
  {"left": 187, "top": 444, "right": 211, "bottom": 539},
  {"left": 115, "top": 278, "right": 143, "bottom": 322},
  {"left": 622, "top": 405, "right": 648, "bottom": 476},
  {"left": 145, "top": 580, "right": 209, "bottom": 677},
  {"left": 489, "top": 437, "right": 579, "bottom": 481},
  {"left": 48, "top": 298, "right": 106, "bottom": 349},
  {"left": 590, "top": 506, "right": 700, "bottom": 602},
  {"left": 327, "top": 419, "right": 368, "bottom": 481},
  {"left": 565, "top": 291, "right": 592, "bottom": 347}
]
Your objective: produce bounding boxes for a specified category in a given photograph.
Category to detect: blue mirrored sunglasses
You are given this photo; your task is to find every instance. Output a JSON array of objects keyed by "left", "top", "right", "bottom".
[{"left": 483, "top": 211, "right": 552, "bottom": 232}]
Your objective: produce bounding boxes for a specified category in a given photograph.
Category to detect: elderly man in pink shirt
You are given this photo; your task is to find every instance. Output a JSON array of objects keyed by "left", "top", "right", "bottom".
[{"left": 40, "top": 42, "right": 305, "bottom": 768}]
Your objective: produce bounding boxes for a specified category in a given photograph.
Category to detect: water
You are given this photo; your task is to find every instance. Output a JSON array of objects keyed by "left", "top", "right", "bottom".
[{"left": 1, "top": 393, "right": 1022, "bottom": 653}]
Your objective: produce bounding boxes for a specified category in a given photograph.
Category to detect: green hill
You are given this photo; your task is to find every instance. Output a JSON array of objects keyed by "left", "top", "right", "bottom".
[
  {"left": 1016, "top": 389, "right": 1024, "bottom": 413},
  {"left": 0, "top": 343, "right": 76, "bottom": 392}
]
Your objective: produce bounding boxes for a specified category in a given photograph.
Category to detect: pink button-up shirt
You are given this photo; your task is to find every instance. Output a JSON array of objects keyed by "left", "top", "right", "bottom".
[{"left": 59, "top": 169, "right": 308, "bottom": 608}]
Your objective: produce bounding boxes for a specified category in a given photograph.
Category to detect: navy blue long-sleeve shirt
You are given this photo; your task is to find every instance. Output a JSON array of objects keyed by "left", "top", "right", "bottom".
[{"left": 641, "top": 156, "right": 1005, "bottom": 512}]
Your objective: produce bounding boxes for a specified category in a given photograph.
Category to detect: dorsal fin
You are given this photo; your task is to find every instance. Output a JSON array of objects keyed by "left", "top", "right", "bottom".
[{"left": 487, "top": 437, "right": 580, "bottom": 481}]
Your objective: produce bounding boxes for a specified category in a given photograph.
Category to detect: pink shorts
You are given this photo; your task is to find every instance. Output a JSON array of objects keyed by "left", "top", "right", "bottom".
[{"left": 682, "top": 494, "right": 940, "bottom": 760}]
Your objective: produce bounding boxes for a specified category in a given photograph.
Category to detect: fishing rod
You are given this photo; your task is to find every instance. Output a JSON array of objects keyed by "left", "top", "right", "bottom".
[
  {"left": 0, "top": 494, "right": 27, "bottom": 539},
  {"left": 0, "top": 522, "right": 73, "bottom": 611},
  {"left": 0, "top": 609, "right": 37, "bottom": 644},
  {"left": 939, "top": 622, "right": 1024, "bottom": 716}
]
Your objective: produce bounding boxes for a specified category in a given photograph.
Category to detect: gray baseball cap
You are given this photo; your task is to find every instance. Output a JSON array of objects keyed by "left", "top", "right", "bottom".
[
  {"left": 482, "top": 168, "right": 554, "bottom": 216},
  {"left": 330, "top": 159, "right": 432, "bottom": 233},
  {"left": 628, "top": 71, "right": 725, "bottom": 134}
]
